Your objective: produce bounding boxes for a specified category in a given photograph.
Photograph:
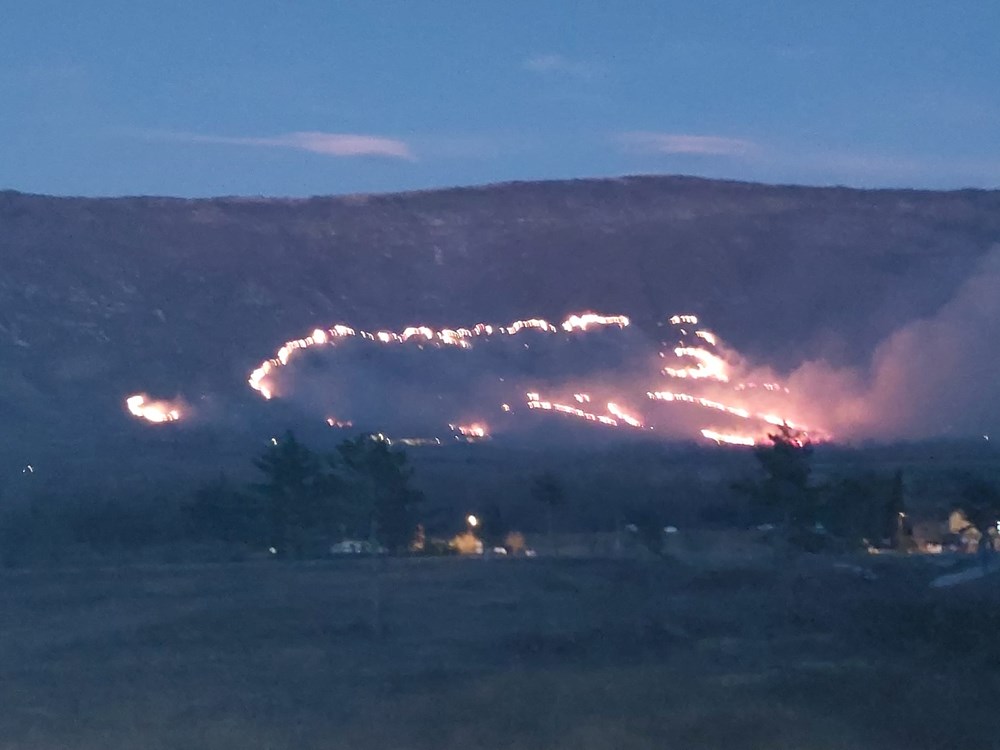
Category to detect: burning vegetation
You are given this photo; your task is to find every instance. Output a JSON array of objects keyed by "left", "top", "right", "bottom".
[
  {"left": 126, "top": 247, "right": 1000, "bottom": 445},
  {"left": 222, "top": 311, "right": 818, "bottom": 446},
  {"left": 125, "top": 394, "right": 182, "bottom": 424}
]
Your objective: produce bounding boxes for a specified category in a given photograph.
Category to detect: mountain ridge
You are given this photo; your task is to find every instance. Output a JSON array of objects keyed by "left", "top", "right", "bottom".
[{"left": 2, "top": 174, "right": 999, "bottom": 445}]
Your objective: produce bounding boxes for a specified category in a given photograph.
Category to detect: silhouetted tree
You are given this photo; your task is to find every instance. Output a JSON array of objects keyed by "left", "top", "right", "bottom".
[
  {"left": 816, "top": 471, "right": 910, "bottom": 551},
  {"left": 335, "top": 436, "right": 423, "bottom": 554},
  {"left": 884, "top": 470, "right": 912, "bottom": 551},
  {"left": 746, "top": 425, "right": 817, "bottom": 528},
  {"left": 252, "top": 431, "right": 341, "bottom": 556}
]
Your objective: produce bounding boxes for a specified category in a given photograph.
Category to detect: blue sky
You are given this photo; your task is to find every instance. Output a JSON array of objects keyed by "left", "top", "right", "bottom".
[{"left": 2, "top": 0, "right": 998, "bottom": 196}]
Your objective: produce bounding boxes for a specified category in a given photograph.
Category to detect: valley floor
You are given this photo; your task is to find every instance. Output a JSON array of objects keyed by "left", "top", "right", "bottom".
[{"left": 0, "top": 554, "right": 997, "bottom": 749}]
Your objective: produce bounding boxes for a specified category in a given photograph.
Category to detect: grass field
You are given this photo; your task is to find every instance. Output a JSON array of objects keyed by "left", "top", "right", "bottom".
[{"left": 1, "top": 553, "right": 998, "bottom": 749}]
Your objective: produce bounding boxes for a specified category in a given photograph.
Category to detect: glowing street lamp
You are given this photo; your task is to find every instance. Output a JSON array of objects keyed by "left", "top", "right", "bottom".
[{"left": 466, "top": 514, "right": 479, "bottom": 529}]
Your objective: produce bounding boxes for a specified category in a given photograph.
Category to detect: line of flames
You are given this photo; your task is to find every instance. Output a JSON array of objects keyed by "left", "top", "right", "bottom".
[
  {"left": 248, "top": 312, "right": 630, "bottom": 401},
  {"left": 129, "top": 310, "right": 820, "bottom": 447}
]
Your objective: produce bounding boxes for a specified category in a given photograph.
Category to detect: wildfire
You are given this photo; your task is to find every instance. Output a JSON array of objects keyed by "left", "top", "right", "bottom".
[
  {"left": 239, "top": 310, "right": 825, "bottom": 448},
  {"left": 527, "top": 393, "right": 620, "bottom": 427},
  {"left": 247, "top": 311, "right": 631, "bottom": 400},
  {"left": 663, "top": 346, "right": 730, "bottom": 382},
  {"left": 701, "top": 429, "right": 756, "bottom": 447},
  {"left": 735, "top": 382, "right": 787, "bottom": 393},
  {"left": 126, "top": 394, "right": 181, "bottom": 424},
  {"left": 526, "top": 393, "right": 647, "bottom": 429},
  {"left": 326, "top": 417, "right": 354, "bottom": 429},
  {"left": 646, "top": 390, "right": 816, "bottom": 441},
  {"left": 607, "top": 402, "right": 644, "bottom": 428},
  {"left": 451, "top": 422, "right": 489, "bottom": 438},
  {"left": 561, "top": 313, "right": 630, "bottom": 332},
  {"left": 647, "top": 391, "right": 751, "bottom": 419}
]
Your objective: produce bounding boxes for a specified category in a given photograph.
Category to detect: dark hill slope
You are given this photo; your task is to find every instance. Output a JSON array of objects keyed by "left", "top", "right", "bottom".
[{"left": 1, "top": 175, "right": 999, "bottom": 437}]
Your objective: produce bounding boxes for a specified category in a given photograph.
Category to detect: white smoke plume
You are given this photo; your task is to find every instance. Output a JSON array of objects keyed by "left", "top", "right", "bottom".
[{"left": 779, "top": 245, "right": 1000, "bottom": 440}]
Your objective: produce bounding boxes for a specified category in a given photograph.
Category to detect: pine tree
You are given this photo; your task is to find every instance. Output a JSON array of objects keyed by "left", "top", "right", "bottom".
[{"left": 335, "top": 436, "right": 423, "bottom": 554}]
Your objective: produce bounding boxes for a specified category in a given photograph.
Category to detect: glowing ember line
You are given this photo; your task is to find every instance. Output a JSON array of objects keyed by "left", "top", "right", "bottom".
[
  {"left": 664, "top": 347, "right": 730, "bottom": 382},
  {"left": 647, "top": 391, "right": 751, "bottom": 419},
  {"left": 701, "top": 429, "right": 756, "bottom": 446},
  {"left": 561, "top": 313, "right": 630, "bottom": 332},
  {"left": 248, "top": 311, "right": 631, "bottom": 399},
  {"left": 669, "top": 314, "right": 698, "bottom": 325},
  {"left": 648, "top": 390, "right": 817, "bottom": 440},
  {"left": 735, "top": 382, "right": 787, "bottom": 393},
  {"left": 526, "top": 394, "right": 620, "bottom": 427},
  {"left": 450, "top": 422, "right": 488, "bottom": 438},
  {"left": 526, "top": 394, "right": 645, "bottom": 429},
  {"left": 607, "top": 402, "right": 644, "bottom": 428}
]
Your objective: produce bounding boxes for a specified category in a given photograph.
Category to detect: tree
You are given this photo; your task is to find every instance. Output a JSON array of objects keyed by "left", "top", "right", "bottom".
[
  {"left": 335, "top": 436, "right": 423, "bottom": 554},
  {"left": 531, "top": 472, "right": 565, "bottom": 550},
  {"left": 333, "top": 435, "right": 423, "bottom": 638},
  {"left": 252, "top": 431, "right": 340, "bottom": 557},
  {"left": 817, "top": 471, "right": 910, "bottom": 551},
  {"left": 748, "top": 424, "right": 816, "bottom": 528}
]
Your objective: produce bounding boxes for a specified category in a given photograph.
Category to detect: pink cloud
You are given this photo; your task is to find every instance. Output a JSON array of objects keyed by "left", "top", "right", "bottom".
[
  {"left": 172, "top": 131, "right": 415, "bottom": 160},
  {"left": 618, "top": 132, "right": 756, "bottom": 157}
]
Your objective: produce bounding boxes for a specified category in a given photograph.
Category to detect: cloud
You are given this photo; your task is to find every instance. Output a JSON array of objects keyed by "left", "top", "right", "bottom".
[
  {"left": 155, "top": 131, "right": 415, "bottom": 160},
  {"left": 523, "top": 53, "right": 599, "bottom": 80},
  {"left": 617, "top": 132, "right": 757, "bottom": 157}
]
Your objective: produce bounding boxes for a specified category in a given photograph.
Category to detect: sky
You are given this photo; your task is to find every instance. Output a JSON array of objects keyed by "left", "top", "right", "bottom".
[{"left": 2, "top": 0, "right": 999, "bottom": 197}]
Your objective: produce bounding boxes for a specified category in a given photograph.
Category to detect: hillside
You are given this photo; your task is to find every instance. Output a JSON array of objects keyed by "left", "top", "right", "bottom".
[{"left": 2, "top": 175, "right": 999, "bottom": 452}]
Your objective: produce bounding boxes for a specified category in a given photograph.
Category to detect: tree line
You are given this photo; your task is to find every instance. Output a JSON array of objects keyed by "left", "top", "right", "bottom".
[
  {"left": 734, "top": 425, "right": 1000, "bottom": 555},
  {"left": 3, "top": 426, "right": 998, "bottom": 566},
  {"left": 187, "top": 432, "right": 423, "bottom": 557}
]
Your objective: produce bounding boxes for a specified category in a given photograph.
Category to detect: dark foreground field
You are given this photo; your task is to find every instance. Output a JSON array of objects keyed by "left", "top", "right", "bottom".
[{"left": 0, "top": 554, "right": 997, "bottom": 749}]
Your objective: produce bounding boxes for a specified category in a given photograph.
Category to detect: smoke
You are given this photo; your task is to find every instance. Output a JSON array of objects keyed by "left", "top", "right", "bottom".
[
  {"left": 782, "top": 245, "right": 1000, "bottom": 440},
  {"left": 270, "top": 325, "right": 707, "bottom": 441}
]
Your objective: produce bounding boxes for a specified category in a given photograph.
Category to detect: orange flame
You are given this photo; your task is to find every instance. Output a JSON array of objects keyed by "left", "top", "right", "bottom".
[
  {"left": 701, "top": 429, "right": 756, "bottom": 446},
  {"left": 248, "top": 311, "right": 631, "bottom": 400},
  {"left": 126, "top": 394, "right": 181, "bottom": 424},
  {"left": 450, "top": 422, "right": 489, "bottom": 438}
]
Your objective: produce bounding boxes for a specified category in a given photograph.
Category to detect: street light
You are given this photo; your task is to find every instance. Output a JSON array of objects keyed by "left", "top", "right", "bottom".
[{"left": 467, "top": 514, "right": 479, "bottom": 528}]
